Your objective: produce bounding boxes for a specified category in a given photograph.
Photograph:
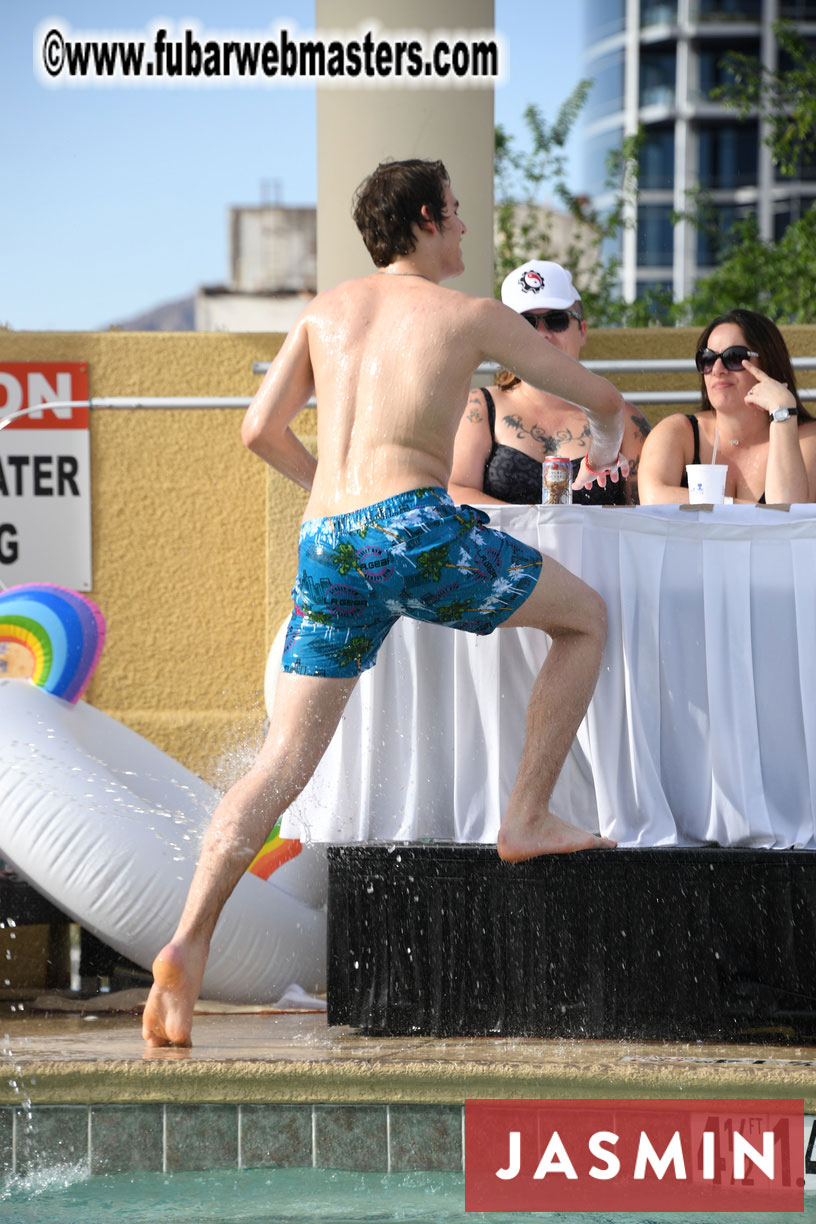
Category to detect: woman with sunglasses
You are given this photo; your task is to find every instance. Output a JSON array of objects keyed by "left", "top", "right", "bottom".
[
  {"left": 639, "top": 309, "right": 816, "bottom": 504},
  {"left": 449, "top": 260, "right": 650, "bottom": 507}
]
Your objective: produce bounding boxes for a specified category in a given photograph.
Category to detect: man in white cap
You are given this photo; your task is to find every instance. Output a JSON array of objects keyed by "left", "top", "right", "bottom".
[{"left": 450, "top": 259, "right": 650, "bottom": 507}]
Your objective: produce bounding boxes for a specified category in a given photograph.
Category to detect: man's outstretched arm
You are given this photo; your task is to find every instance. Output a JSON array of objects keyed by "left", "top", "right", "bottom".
[
  {"left": 476, "top": 298, "right": 626, "bottom": 471},
  {"left": 241, "top": 314, "right": 318, "bottom": 490}
]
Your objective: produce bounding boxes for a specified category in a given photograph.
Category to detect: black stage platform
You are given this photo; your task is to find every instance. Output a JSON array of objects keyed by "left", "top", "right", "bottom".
[{"left": 327, "top": 844, "right": 816, "bottom": 1041}]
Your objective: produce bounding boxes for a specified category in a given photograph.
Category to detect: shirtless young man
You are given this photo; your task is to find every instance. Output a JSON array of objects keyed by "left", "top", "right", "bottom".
[{"left": 143, "top": 158, "right": 627, "bottom": 1048}]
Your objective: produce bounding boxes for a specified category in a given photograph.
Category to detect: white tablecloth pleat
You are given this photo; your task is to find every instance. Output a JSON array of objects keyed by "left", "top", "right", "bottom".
[{"left": 271, "top": 504, "right": 816, "bottom": 849}]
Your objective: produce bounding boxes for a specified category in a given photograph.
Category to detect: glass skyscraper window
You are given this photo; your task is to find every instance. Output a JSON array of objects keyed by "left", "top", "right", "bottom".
[
  {"left": 773, "top": 198, "right": 816, "bottom": 240},
  {"left": 695, "top": 203, "right": 754, "bottom": 264},
  {"left": 640, "top": 0, "right": 678, "bottom": 26},
  {"left": 584, "top": 128, "right": 625, "bottom": 197},
  {"left": 640, "top": 48, "right": 676, "bottom": 107},
  {"left": 601, "top": 223, "right": 622, "bottom": 265},
  {"left": 637, "top": 206, "right": 674, "bottom": 266},
  {"left": 639, "top": 127, "right": 675, "bottom": 189},
  {"left": 779, "top": 37, "right": 816, "bottom": 74},
  {"left": 697, "top": 0, "right": 761, "bottom": 19},
  {"left": 584, "top": 1, "right": 812, "bottom": 302},
  {"left": 585, "top": 0, "right": 626, "bottom": 41},
  {"left": 698, "top": 123, "right": 758, "bottom": 189},
  {"left": 697, "top": 40, "right": 759, "bottom": 99},
  {"left": 636, "top": 280, "right": 672, "bottom": 294},
  {"left": 585, "top": 50, "right": 625, "bottom": 120},
  {"left": 773, "top": 150, "right": 816, "bottom": 182}
]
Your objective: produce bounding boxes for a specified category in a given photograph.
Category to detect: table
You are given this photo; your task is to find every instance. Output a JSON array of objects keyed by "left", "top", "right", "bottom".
[{"left": 271, "top": 504, "right": 816, "bottom": 849}]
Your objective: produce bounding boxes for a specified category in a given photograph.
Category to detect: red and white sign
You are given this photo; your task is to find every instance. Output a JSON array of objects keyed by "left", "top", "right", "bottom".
[
  {"left": 0, "top": 362, "right": 92, "bottom": 589},
  {"left": 465, "top": 1098, "right": 804, "bottom": 1213}
]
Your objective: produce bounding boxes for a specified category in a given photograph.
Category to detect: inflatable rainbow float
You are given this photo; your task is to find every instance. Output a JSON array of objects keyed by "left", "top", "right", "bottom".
[{"left": 0, "top": 584, "right": 326, "bottom": 1002}]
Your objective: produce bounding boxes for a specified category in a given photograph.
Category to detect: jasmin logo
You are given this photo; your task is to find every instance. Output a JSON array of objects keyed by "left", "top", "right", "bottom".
[
  {"left": 465, "top": 1099, "right": 804, "bottom": 1213},
  {"left": 518, "top": 269, "right": 545, "bottom": 294}
]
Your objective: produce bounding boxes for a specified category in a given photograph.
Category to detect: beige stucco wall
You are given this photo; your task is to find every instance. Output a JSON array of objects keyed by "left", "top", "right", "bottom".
[
  {"left": 2, "top": 325, "right": 815, "bottom": 784},
  {"left": 0, "top": 331, "right": 305, "bottom": 785}
]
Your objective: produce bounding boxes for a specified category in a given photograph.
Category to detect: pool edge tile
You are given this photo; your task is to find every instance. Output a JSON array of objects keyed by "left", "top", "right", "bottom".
[{"left": 313, "top": 1104, "right": 388, "bottom": 1172}]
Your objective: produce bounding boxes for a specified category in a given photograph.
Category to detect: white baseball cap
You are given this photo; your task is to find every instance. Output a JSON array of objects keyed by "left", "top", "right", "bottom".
[{"left": 500, "top": 260, "right": 581, "bottom": 315}]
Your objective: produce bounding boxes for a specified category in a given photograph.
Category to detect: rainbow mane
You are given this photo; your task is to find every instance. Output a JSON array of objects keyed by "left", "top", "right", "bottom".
[{"left": 0, "top": 584, "right": 106, "bottom": 703}]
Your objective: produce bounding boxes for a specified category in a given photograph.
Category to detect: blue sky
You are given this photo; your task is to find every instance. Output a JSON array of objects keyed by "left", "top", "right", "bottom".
[{"left": 2, "top": 2, "right": 586, "bottom": 330}]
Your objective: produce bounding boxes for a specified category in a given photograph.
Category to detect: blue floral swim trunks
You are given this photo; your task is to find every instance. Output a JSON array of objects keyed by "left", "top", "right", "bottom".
[{"left": 282, "top": 487, "right": 542, "bottom": 677}]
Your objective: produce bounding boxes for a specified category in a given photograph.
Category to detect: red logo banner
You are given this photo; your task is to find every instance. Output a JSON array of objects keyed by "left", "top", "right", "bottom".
[
  {"left": 0, "top": 363, "right": 89, "bottom": 429},
  {"left": 465, "top": 1098, "right": 803, "bottom": 1213}
]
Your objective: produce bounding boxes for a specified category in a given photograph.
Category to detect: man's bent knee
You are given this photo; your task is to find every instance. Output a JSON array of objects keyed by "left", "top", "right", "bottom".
[{"left": 548, "top": 583, "right": 607, "bottom": 648}]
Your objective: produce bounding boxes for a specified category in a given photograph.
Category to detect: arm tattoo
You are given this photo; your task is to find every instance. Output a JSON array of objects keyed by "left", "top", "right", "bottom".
[
  {"left": 465, "top": 390, "right": 484, "bottom": 424},
  {"left": 631, "top": 411, "right": 651, "bottom": 441}
]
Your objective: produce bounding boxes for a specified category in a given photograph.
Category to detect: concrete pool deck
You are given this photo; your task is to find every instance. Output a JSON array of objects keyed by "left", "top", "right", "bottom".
[
  {"left": 4, "top": 1000, "right": 816, "bottom": 1177},
  {"left": 4, "top": 1004, "right": 816, "bottom": 1107}
]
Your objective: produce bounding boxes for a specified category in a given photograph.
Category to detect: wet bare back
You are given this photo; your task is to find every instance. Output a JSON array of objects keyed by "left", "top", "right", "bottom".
[
  {"left": 244, "top": 273, "right": 624, "bottom": 521},
  {"left": 306, "top": 275, "right": 479, "bottom": 513}
]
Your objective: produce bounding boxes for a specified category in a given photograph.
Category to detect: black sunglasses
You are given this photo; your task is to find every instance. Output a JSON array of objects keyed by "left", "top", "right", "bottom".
[
  {"left": 695, "top": 345, "right": 759, "bottom": 374},
  {"left": 525, "top": 309, "right": 583, "bottom": 334}
]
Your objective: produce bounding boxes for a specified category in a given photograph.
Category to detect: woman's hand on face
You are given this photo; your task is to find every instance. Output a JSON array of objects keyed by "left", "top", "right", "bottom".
[{"left": 742, "top": 361, "right": 797, "bottom": 415}]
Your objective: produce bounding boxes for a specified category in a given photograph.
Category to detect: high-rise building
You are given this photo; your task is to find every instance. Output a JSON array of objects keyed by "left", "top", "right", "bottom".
[{"left": 583, "top": 0, "right": 816, "bottom": 305}]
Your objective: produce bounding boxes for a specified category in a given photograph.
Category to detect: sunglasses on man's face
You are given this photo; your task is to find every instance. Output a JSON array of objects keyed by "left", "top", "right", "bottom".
[
  {"left": 525, "top": 309, "right": 583, "bottom": 334},
  {"left": 695, "top": 345, "right": 759, "bottom": 374}
]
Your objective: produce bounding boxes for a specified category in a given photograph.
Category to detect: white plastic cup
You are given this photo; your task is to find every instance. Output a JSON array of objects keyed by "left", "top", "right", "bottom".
[{"left": 686, "top": 464, "right": 728, "bottom": 504}]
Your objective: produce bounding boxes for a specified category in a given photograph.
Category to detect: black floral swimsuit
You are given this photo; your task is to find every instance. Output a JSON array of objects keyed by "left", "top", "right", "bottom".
[{"left": 480, "top": 388, "right": 626, "bottom": 507}]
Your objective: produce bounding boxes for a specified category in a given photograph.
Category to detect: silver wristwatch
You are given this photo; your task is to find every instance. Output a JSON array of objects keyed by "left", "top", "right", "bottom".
[{"left": 770, "top": 406, "right": 795, "bottom": 424}]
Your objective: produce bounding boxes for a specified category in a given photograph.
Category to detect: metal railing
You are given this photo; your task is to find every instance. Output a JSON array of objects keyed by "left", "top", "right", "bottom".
[
  {"left": 8, "top": 355, "right": 816, "bottom": 422},
  {"left": 250, "top": 357, "right": 816, "bottom": 407},
  {"left": 583, "top": 357, "right": 816, "bottom": 404}
]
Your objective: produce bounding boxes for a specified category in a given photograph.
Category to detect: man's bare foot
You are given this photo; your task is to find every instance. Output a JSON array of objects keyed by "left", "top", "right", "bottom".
[
  {"left": 142, "top": 941, "right": 207, "bottom": 1047},
  {"left": 497, "top": 810, "right": 616, "bottom": 863}
]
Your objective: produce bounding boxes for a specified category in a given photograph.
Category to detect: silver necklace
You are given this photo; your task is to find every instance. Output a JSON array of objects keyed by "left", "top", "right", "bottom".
[{"left": 380, "top": 271, "right": 432, "bottom": 281}]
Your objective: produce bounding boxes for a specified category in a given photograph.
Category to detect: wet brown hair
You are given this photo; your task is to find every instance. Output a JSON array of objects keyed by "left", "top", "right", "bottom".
[
  {"left": 697, "top": 309, "right": 810, "bottom": 420},
  {"left": 352, "top": 159, "right": 450, "bottom": 267}
]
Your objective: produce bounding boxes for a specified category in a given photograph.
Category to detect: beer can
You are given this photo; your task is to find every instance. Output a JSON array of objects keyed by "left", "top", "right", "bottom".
[{"left": 542, "top": 456, "right": 572, "bottom": 505}]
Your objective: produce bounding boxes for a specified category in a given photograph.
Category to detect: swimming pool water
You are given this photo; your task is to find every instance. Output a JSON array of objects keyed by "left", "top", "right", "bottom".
[{"left": 1, "top": 1166, "right": 814, "bottom": 1224}]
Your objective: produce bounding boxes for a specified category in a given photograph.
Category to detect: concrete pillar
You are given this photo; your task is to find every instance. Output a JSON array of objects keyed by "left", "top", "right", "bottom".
[
  {"left": 757, "top": 0, "right": 778, "bottom": 243},
  {"left": 621, "top": 0, "right": 641, "bottom": 302},
  {"left": 315, "top": 0, "right": 495, "bottom": 297}
]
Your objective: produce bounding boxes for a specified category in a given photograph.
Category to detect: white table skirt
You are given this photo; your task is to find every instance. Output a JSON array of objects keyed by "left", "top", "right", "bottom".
[{"left": 271, "top": 504, "right": 816, "bottom": 849}]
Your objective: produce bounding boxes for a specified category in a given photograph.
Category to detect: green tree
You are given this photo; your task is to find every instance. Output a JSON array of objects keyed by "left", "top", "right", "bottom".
[
  {"left": 713, "top": 21, "right": 816, "bottom": 179},
  {"left": 494, "top": 87, "right": 672, "bottom": 326},
  {"left": 679, "top": 20, "right": 816, "bottom": 323},
  {"left": 678, "top": 208, "right": 816, "bottom": 326},
  {"left": 494, "top": 81, "right": 592, "bottom": 291},
  {"left": 497, "top": 46, "right": 816, "bottom": 327}
]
